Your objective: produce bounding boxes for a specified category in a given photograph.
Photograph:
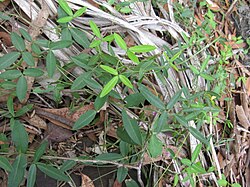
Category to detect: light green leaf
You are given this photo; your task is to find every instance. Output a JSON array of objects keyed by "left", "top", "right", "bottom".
[
  {"left": 11, "top": 119, "right": 29, "bottom": 153},
  {"left": 22, "top": 51, "right": 35, "bottom": 66},
  {"left": 100, "top": 76, "right": 119, "bottom": 97},
  {"left": 49, "top": 40, "right": 73, "bottom": 50},
  {"left": 11, "top": 32, "right": 25, "bottom": 51},
  {"left": 100, "top": 65, "right": 118, "bottom": 75},
  {"left": 19, "top": 28, "right": 32, "bottom": 42},
  {"left": 148, "top": 134, "right": 162, "bottom": 158},
  {"left": 117, "top": 167, "right": 128, "bottom": 183},
  {"left": 37, "top": 163, "right": 70, "bottom": 182},
  {"left": 89, "top": 39, "right": 101, "bottom": 48},
  {"left": 122, "top": 109, "right": 142, "bottom": 145},
  {"left": 138, "top": 84, "right": 165, "bottom": 110},
  {"left": 0, "top": 156, "right": 12, "bottom": 172},
  {"left": 0, "top": 52, "right": 20, "bottom": 70},
  {"left": 15, "top": 104, "right": 33, "bottom": 117},
  {"left": 23, "top": 68, "right": 44, "bottom": 77},
  {"left": 70, "top": 28, "right": 90, "bottom": 48},
  {"left": 217, "top": 179, "right": 228, "bottom": 186},
  {"left": 188, "top": 127, "right": 209, "bottom": 145},
  {"left": 191, "top": 143, "right": 202, "bottom": 163},
  {"left": 119, "top": 75, "right": 133, "bottom": 88},
  {"left": 189, "top": 65, "right": 200, "bottom": 75},
  {"left": 120, "top": 6, "right": 131, "bottom": 13},
  {"left": 181, "top": 158, "right": 192, "bottom": 166},
  {"left": 73, "top": 110, "right": 96, "bottom": 130},
  {"left": 57, "top": 16, "right": 73, "bottom": 23},
  {"left": 58, "top": 0, "right": 73, "bottom": 16},
  {"left": 114, "top": 33, "right": 127, "bottom": 50},
  {"left": 0, "top": 70, "right": 22, "bottom": 79},
  {"left": 89, "top": 20, "right": 101, "bottom": 38},
  {"left": 27, "top": 164, "right": 37, "bottom": 187},
  {"left": 127, "top": 50, "right": 139, "bottom": 63},
  {"left": 46, "top": 51, "right": 57, "bottom": 77},
  {"left": 33, "top": 140, "right": 48, "bottom": 163},
  {"left": 8, "top": 154, "right": 27, "bottom": 187},
  {"left": 232, "top": 183, "right": 241, "bottom": 187},
  {"left": 166, "top": 89, "right": 182, "bottom": 110},
  {"left": 129, "top": 45, "right": 156, "bottom": 53},
  {"left": 200, "top": 73, "right": 215, "bottom": 81},
  {"left": 73, "top": 7, "right": 87, "bottom": 18},
  {"left": 16, "top": 76, "right": 27, "bottom": 102}
]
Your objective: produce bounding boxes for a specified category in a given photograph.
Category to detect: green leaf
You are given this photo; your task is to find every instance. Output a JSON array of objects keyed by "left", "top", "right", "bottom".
[
  {"left": 120, "top": 6, "right": 131, "bottom": 13},
  {"left": 15, "top": 104, "right": 33, "bottom": 117},
  {"left": 166, "top": 89, "right": 182, "bottom": 110},
  {"left": 89, "top": 20, "right": 101, "bottom": 38},
  {"left": 49, "top": 40, "right": 73, "bottom": 50},
  {"left": 200, "top": 55, "right": 210, "bottom": 72},
  {"left": 73, "top": 7, "right": 87, "bottom": 17},
  {"left": 73, "top": 110, "right": 96, "bottom": 130},
  {"left": 174, "top": 114, "right": 188, "bottom": 127},
  {"left": 188, "top": 127, "right": 209, "bottom": 145},
  {"left": 0, "top": 156, "right": 12, "bottom": 172},
  {"left": 35, "top": 39, "right": 49, "bottom": 47},
  {"left": 100, "top": 65, "right": 118, "bottom": 75},
  {"left": 191, "top": 162, "right": 206, "bottom": 173},
  {"left": 22, "top": 51, "right": 35, "bottom": 66},
  {"left": 37, "top": 163, "right": 70, "bottom": 182},
  {"left": 122, "top": 109, "right": 142, "bottom": 145},
  {"left": 19, "top": 28, "right": 32, "bottom": 42},
  {"left": 16, "top": 76, "right": 27, "bottom": 102},
  {"left": 58, "top": 0, "right": 73, "bottom": 16},
  {"left": 119, "top": 75, "right": 133, "bottom": 89},
  {"left": 57, "top": 16, "right": 73, "bottom": 23},
  {"left": 125, "top": 93, "right": 145, "bottom": 107},
  {"left": 103, "top": 34, "right": 114, "bottom": 42},
  {"left": 71, "top": 74, "right": 87, "bottom": 90},
  {"left": 217, "top": 179, "right": 228, "bottom": 186},
  {"left": 153, "top": 111, "right": 168, "bottom": 133},
  {"left": 61, "top": 28, "right": 72, "bottom": 41},
  {"left": 70, "top": 28, "right": 90, "bottom": 48},
  {"left": 148, "top": 134, "right": 162, "bottom": 158},
  {"left": 31, "top": 43, "right": 42, "bottom": 55},
  {"left": 11, "top": 119, "right": 29, "bottom": 153},
  {"left": 33, "top": 140, "right": 48, "bottom": 163},
  {"left": 11, "top": 32, "right": 25, "bottom": 51},
  {"left": 46, "top": 51, "right": 57, "bottom": 77},
  {"left": 60, "top": 160, "right": 76, "bottom": 172},
  {"left": 127, "top": 50, "right": 139, "bottom": 63},
  {"left": 0, "top": 12, "right": 11, "bottom": 20},
  {"left": 129, "top": 45, "right": 156, "bottom": 53},
  {"left": 138, "top": 84, "right": 165, "bottom": 110},
  {"left": 114, "top": 33, "right": 127, "bottom": 50},
  {"left": 0, "top": 52, "right": 20, "bottom": 70},
  {"left": 191, "top": 143, "right": 202, "bottom": 163},
  {"left": 173, "top": 174, "right": 179, "bottom": 186},
  {"left": 0, "top": 69, "right": 22, "bottom": 79},
  {"left": 117, "top": 127, "right": 137, "bottom": 145},
  {"left": 27, "top": 164, "right": 37, "bottom": 187},
  {"left": 7, "top": 96, "right": 15, "bottom": 116},
  {"left": 189, "top": 65, "right": 200, "bottom": 75},
  {"left": 117, "top": 167, "right": 128, "bottom": 183},
  {"left": 23, "top": 68, "right": 44, "bottom": 77},
  {"left": 100, "top": 76, "right": 119, "bottom": 97},
  {"left": 125, "top": 179, "right": 139, "bottom": 187},
  {"left": 8, "top": 154, "right": 27, "bottom": 187},
  {"left": 94, "top": 94, "right": 108, "bottom": 111},
  {"left": 200, "top": 73, "right": 215, "bottom": 81},
  {"left": 95, "top": 153, "right": 123, "bottom": 161}
]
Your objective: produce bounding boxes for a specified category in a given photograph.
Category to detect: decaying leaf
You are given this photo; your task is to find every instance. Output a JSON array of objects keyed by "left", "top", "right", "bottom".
[
  {"left": 236, "top": 105, "right": 250, "bottom": 129},
  {"left": 80, "top": 173, "right": 95, "bottom": 187}
]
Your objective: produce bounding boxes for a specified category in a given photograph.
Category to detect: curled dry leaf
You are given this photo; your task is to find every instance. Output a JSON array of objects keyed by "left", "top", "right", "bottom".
[
  {"left": 236, "top": 105, "right": 250, "bottom": 129},
  {"left": 23, "top": 114, "right": 47, "bottom": 130},
  {"left": 80, "top": 173, "right": 95, "bottom": 187}
]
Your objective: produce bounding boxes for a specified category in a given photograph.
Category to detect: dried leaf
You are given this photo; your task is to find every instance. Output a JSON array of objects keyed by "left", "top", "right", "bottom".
[
  {"left": 81, "top": 173, "right": 95, "bottom": 187},
  {"left": 236, "top": 105, "right": 250, "bottom": 129}
]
